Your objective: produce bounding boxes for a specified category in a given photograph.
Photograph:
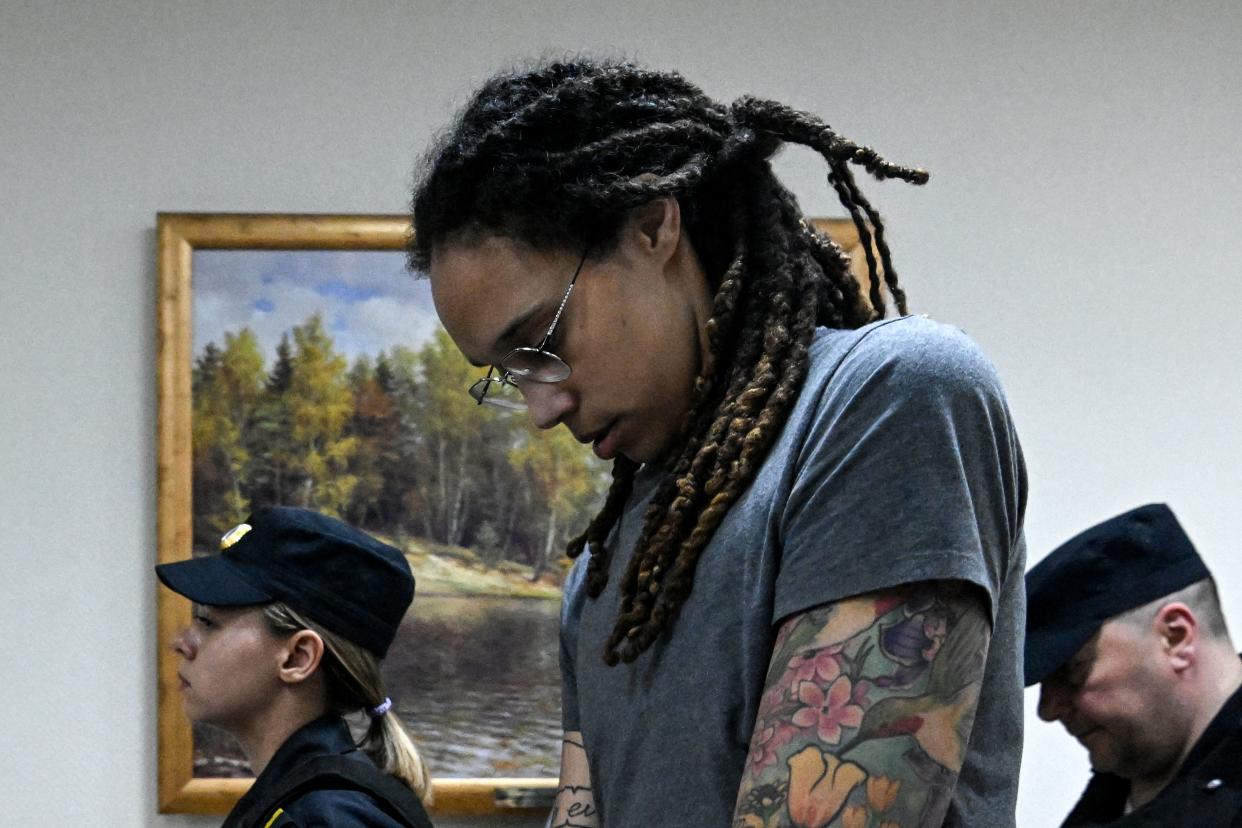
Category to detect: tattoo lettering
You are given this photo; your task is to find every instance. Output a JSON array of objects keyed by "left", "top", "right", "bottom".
[
  {"left": 554, "top": 732, "right": 599, "bottom": 828},
  {"left": 551, "top": 784, "right": 598, "bottom": 828}
]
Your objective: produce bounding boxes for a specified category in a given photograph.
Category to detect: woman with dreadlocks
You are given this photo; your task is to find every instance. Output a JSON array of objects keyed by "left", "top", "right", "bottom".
[{"left": 411, "top": 58, "right": 1026, "bottom": 828}]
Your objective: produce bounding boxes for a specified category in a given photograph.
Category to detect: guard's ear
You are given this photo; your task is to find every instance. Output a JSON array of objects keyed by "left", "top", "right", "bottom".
[
  {"left": 278, "top": 629, "right": 325, "bottom": 685},
  {"left": 1155, "top": 602, "right": 1198, "bottom": 673}
]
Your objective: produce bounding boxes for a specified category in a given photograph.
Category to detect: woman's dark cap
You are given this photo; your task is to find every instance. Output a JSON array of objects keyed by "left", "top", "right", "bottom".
[
  {"left": 155, "top": 506, "right": 414, "bottom": 658},
  {"left": 1024, "top": 503, "right": 1208, "bottom": 687}
]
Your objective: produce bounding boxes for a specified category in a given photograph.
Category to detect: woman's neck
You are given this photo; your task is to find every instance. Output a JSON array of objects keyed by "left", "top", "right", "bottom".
[{"left": 234, "top": 694, "right": 330, "bottom": 777}]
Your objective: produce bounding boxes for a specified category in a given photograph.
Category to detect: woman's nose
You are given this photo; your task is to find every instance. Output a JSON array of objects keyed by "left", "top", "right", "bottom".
[
  {"left": 521, "top": 381, "right": 576, "bottom": 430},
  {"left": 172, "top": 628, "right": 195, "bottom": 658}
]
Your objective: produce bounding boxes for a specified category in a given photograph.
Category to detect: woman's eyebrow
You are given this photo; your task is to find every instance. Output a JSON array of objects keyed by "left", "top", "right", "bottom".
[{"left": 487, "top": 304, "right": 545, "bottom": 359}]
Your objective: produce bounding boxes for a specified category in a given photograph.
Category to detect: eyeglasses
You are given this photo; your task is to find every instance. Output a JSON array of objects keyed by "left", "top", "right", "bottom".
[{"left": 468, "top": 249, "right": 590, "bottom": 411}]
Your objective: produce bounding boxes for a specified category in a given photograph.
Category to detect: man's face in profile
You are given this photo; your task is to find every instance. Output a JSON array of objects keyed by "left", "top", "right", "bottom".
[{"left": 1036, "top": 618, "right": 1187, "bottom": 779}]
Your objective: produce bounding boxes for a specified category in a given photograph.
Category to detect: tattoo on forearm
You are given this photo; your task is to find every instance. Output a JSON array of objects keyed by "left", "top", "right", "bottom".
[
  {"left": 732, "top": 582, "right": 990, "bottom": 828},
  {"left": 563, "top": 736, "right": 585, "bottom": 750},
  {"left": 552, "top": 784, "right": 598, "bottom": 828}
]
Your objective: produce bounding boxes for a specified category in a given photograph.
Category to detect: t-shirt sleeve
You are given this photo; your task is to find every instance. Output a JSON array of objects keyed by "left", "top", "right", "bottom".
[
  {"left": 773, "top": 318, "right": 1026, "bottom": 626},
  {"left": 559, "top": 554, "right": 589, "bottom": 731}
]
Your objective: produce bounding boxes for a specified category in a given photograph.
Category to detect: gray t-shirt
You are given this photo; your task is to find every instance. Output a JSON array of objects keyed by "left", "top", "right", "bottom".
[{"left": 561, "top": 316, "right": 1027, "bottom": 827}]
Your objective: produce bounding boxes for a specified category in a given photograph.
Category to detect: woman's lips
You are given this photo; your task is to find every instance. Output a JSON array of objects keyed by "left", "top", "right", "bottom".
[{"left": 592, "top": 421, "right": 619, "bottom": 460}]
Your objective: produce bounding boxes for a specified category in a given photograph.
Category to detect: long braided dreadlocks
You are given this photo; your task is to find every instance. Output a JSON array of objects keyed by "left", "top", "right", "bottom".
[{"left": 410, "top": 58, "right": 927, "bottom": 666}]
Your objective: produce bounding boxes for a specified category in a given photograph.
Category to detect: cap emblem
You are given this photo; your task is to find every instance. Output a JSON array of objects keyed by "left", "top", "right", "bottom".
[{"left": 220, "top": 523, "right": 252, "bottom": 550}]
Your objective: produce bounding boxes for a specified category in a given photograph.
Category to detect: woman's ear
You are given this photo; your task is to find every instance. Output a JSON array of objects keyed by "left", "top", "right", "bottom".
[
  {"left": 627, "top": 195, "right": 682, "bottom": 260},
  {"left": 278, "top": 629, "right": 325, "bottom": 685}
]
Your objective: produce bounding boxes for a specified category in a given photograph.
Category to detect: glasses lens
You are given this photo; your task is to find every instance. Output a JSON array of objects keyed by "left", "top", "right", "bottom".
[
  {"left": 469, "top": 376, "right": 526, "bottom": 411},
  {"left": 481, "top": 379, "right": 526, "bottom": 411},
  {"left": 468, "top": 378, "right": 491, "bottom": 405},
  {"left": 502, "top": 348, "right": 571, "bottom": 383}
]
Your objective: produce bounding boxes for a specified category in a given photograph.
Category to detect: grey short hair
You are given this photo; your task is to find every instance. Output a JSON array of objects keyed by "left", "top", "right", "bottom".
[{"left": 1115, "top": 577, "right": 1231, "bottom": 641}]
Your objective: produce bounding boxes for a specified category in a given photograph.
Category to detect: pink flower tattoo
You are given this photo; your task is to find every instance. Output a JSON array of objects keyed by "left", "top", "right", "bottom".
[
  {"left": 791, "top": 677, "right": 865, "bottom": 745},
  {"left": 785, "top": 645, "right": 845, "bottom": 687},
  {"left": 746, "top": 721, "right": 798, "bottom": 774},
  {"left": 746, "top": 725, "right": 779, "bottom": 774}
]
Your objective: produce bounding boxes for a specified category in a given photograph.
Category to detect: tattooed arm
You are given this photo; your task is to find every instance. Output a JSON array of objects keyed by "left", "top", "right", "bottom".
[
  {"left": 732, "top": 581, "right": 991, "bottom": 828},
  {"left": 549, "top": 730, "right": 599, "bottom": 828}
]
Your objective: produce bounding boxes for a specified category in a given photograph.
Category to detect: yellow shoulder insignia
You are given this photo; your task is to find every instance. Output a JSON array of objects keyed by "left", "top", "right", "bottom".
[
  {"left": 263, "top": 806, "right": 298, "bottom": 827},
  {"left": 220, "top": 523, "right": 252, "bottom": 551}
]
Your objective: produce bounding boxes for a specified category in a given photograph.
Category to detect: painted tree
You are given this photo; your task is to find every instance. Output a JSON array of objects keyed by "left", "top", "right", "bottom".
[
  {"left": 191, "top": 329, "right": 266, "bottom": 543},
  {"left": 283, "top": 314, "right": 358, "bottom": 516},
  {"left": 409, "top": 329, "right": 496, "bottom": 545},
  {"left": 246, "top": 333, "right": 298, "bottom": 506},
  {"left": 344, "top": 354, "right": 403, "bottom": 530},
  {"left": 509, "top": 422, "right": 603, "bottom": 581},
  {"left": 383, "top": 345, "right": 430, "bottom": 538},
  {"left": 475, "top": 409, "right": 531, "bottom": 562}
]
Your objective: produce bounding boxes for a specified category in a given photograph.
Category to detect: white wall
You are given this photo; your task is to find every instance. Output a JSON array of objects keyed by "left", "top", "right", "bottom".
[{"left": 2, "top": 2, "right": 1238, "bottom": 825}]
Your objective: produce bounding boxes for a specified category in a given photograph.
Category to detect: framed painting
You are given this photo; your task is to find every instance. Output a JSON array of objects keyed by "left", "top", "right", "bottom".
[{"left": 154, "top": 212, "right": 872, "bottom": 816}]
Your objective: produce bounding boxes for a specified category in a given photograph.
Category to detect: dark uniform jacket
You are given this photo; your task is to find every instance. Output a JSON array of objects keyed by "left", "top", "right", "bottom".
[
  {"left": 222, "top": 715, "right": 434, "bottom": 828},
  {"left": 1061, "top": 683, "right": 1242, "bottom": 827}
]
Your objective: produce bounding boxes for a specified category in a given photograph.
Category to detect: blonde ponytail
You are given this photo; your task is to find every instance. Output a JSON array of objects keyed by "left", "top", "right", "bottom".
[
  {"left": 365, "top": 710, "right": 433, "bottom": 802},
  {"left": 264, "top": 603, "right": 434, "bottom": 804}
]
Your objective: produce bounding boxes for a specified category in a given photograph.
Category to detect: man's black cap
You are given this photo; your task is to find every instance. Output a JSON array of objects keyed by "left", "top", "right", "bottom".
[
  {"left": 1024, "top": 503, "right": 1208, "bottom": 687},
  {"left": 156, "top": 506, "right": 414, "bottom": 658}
]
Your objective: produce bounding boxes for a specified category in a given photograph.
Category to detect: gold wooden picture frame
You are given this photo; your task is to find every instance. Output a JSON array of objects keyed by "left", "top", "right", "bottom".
[{"left": 154, "top": 213, "right": 869, "bottom": 817}]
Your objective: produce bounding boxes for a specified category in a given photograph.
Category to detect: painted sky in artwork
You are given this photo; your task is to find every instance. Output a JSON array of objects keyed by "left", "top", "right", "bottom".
[{"left": 192, "top": 249, "right": 442, "bottom": 365}]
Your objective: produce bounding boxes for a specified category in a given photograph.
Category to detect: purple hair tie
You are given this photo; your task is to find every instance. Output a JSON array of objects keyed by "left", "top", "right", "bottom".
[{"left": 367, "top": 697, "right": 393, "bottom": 718}]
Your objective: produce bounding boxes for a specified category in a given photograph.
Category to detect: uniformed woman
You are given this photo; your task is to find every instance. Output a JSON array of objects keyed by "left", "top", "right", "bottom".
[{"left": 157, "top": 506, "right": 435, "bottom": 828}]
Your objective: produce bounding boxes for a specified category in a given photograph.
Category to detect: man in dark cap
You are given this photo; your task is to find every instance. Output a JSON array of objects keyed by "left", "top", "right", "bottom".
[{"left": 1026, "top": 503, "right": 1242, "bottom": 826}]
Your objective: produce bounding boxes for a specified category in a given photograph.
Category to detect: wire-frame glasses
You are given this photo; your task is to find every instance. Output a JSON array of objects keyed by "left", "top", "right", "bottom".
[{"left": 467, "top": 249, "right": 590, "bottom": 411}]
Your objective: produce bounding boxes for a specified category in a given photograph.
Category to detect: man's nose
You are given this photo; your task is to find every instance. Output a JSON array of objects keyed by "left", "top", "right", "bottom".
[
  {"left": 521, "top": 381, "right": 576, "bottom": 430},
  {"left": 1037, "top": 681, "right": 1069, "bottom": 722}
]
